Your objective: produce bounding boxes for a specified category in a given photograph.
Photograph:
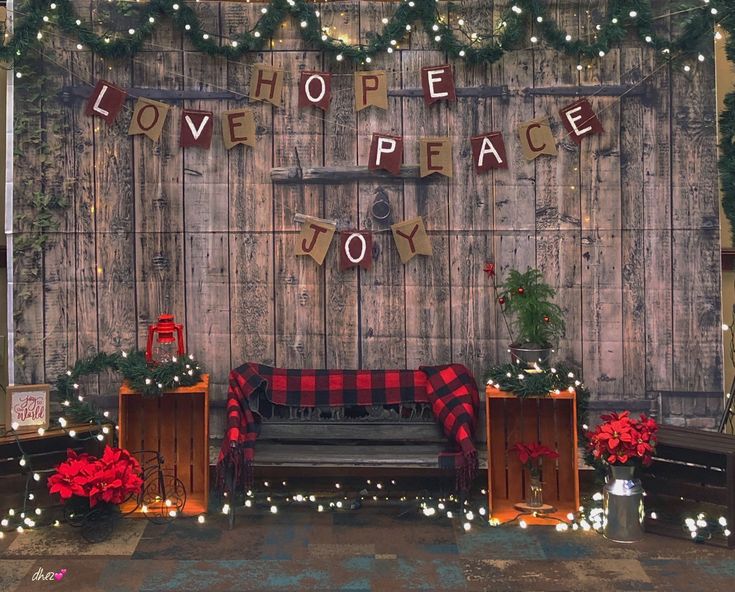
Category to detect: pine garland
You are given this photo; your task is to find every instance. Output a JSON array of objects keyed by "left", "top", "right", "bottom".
[
  {"left": 56, "top": 350, "right": 204, "bottom": 423},
  {"left": 3, "top": 0, "right": 730, "bottom": 66},
  {"left": 719, "top": 7, "right": 735, "bottom": 243}
]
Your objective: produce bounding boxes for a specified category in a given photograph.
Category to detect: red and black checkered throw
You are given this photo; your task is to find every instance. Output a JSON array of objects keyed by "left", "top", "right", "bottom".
[{"left": 216, "top": 363, "right": 479, "bottom": 493}]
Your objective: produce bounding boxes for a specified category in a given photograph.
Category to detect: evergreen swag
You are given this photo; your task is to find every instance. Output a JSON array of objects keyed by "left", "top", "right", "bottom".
[
  {"left": 56, "top": 350, "right": 203, "bottom": 423},
  {"left": 4, "top": 0, "right": 730, "bottom": 66}
]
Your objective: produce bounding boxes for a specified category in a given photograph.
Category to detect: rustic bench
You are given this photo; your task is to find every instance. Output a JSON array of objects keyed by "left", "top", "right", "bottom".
[{"left": 224, "top": 391, "right": 487, "bottom": 527}]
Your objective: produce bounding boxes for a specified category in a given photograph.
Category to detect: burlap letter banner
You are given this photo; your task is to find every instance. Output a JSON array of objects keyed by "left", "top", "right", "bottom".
[
  {"left": 85, "top": 79, "right": 127, "bottom": 125},
  {"left": 419, "top": 137, "right": 452, "bottom": 178},
  {"left": 296, "top": 216, "right": 337, "bottom": 265},
  {"left": 559, "top": 99, "right": 604, "bottom": 144},
  {"left": 420, "top": 65, "right": 456, "bottom": 106},
  {"left": 250, "top": 64, "right": 284, "bottom": 107},
  {"left": 470, "top": 132, "right": 508, "bottom": 172},
  {"left": 354, "top": 71, "right": 388, "bottom": 111},
  {"left": 298, "top": 71, "right": 332, "bottom": 111},
  {"left": 518, "top": 117, "right": 558, "bottom": 161},
  {"left": 128, "top": 98, "right": 169, "bottom": 141},
  {"left": 391, "top": 217, "right": 432, "bottom": 263},
  {"left": 340, "top": 231, "right": 373, "bottom": 271},
  {"left": 368, "top": 133, "right": 403, "bottom": 175},
  {"left": 222, "top": 109, "right": 256, "bottom": 150},
  {"left": 180, "top": 109, "right": 213, "bottom": 149}
]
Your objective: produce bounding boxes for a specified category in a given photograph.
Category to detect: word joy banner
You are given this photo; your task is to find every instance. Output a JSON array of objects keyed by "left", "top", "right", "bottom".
[{"left": 85, "top": 66, "right": 604, "bottom": 173}]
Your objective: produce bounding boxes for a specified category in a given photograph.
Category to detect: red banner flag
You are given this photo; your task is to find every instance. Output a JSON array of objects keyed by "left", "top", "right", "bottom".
[
  {"left": 559, "top": 99, "right": 604, "bottom": 144},
  {"left": 368, "top": 133, "right": 403, "bottom": 176},
  {"left": 470, "top": 132, "right": 508, "bottom": 172},
  {"left": 421, "top": 65, "right": 456, "bottom": 106},
  {"left": 180, "top": 109, "right": 214, "bottom": 149},
  {"left": 85, "top": 80, "right": 127, "bottom": 125},
  {"left": 340, "top": 231, "right": 373, "bottom": 271},
  {"left": 298, "top": 71, "right": 332, "bottom": 111}
]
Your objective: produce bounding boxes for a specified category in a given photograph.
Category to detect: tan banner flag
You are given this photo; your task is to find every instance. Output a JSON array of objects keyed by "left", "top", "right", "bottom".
[
  {"left": 354, "top": 71, "right": 388, "bottom": 111},
  {"left": 250, "top": 64, "right": 284, "bottom": 107},
  {"left": 518, "top": 117, "right": 558, "bottom": 161},
  {"left": 222, "top": 109, "right": 256, "bottom": 149},
  {"left": 419, "top": 137, "right": 452, "bottom": 178},
  {"left": 128, "top": 97, "right": 169, "bottom": 141},
  {"left": 391, "top": 217, "right": 432, "bottom": 264},
  {"left": 295, "top": 216, "right": 336, "bottom": 265}
]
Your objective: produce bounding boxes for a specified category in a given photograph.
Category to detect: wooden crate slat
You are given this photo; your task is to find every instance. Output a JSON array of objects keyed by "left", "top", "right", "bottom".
[
  {"left": 488, "top": 399, "right": 507, "bottom": 503},
  {"left": 555, "top": 398, "right": 575, "bottom": 504},
  {"left": 159, "top": 394, "right": 177, "bottom": 475},
  {"left": 539, "top": 398, "right": 560, "bottom": 503},
  {"left": 176, "top": 394, "right": 194, "bottom": 497},
  {"left": 191, "top": 393, "right": 208, "bottom": 501},
  {"left": 505, "top": 398, "right": 523, "bottom": 504},
  {"left": 142, "top": 396, "right": 161, "bottom": 453}
]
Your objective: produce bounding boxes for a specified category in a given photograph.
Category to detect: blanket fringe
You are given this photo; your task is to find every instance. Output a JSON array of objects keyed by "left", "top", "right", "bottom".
[
  {"left": 456, "top": 449, "right": 478, "bottom": 493},
  {"left": 216, "top": 447, "right": 254, "bottom": 497}
]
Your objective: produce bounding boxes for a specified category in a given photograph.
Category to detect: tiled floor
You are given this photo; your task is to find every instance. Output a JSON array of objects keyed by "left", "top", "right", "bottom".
[{"left": 0, "top": 505, "right": 733, "bottom": 591}]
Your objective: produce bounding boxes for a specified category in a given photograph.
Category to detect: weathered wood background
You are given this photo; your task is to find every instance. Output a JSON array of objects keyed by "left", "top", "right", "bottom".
[{"left": 12, "top": 0, "right": 724, "bottom": 434}]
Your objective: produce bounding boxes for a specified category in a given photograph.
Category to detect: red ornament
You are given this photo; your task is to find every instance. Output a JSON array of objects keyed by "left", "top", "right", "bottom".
[
  {"left": 498, "top": 296, "right": 506, "bottom": 305},
  {"left": 543, "top": 315, "right": 550, "bottom": 322},
  {"left": 483, "top": 262, "right": 496, "bottom": 277},
  {"left": 146, "top": 314, "right": 185, "bottom": 364},
  {"left": 517, "top": 287, "right": 525, "bottom": 295}
]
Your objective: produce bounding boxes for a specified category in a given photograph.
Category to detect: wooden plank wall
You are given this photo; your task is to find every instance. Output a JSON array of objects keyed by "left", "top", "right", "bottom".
[{"left": 12, "top": 0, "right": 724, "bottom": 434}]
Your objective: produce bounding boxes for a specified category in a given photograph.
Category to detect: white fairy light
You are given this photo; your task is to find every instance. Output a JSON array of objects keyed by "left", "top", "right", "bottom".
[
  {"left": 519, "top": 519, "right": 527, "bottom": 529},
  {"left": 261, "top": 7, "right": 267, "bottom": 13},
  {"left": 75, "top": 19, "right": 81, "bottom": 25},
  {"left": 37, "top": 428, "right": 45, "bottom": 436},
  {"left": 336, "top": 54, "right": 344, "bottom": 61},
  {"left": 68, "top": 430, "right": 76, "bottom": 438},
  {"left": 629, "top": 10, "right": 638, "bottom": 18},
  {"left": 458, "top": 50, "right": 465, "bottom": 57},
  {"left": 405, "top": 24, "right": 411, "bottom": 31},
  {"left": 222, "top": 504, "right": 230, "bottom": 514},
  {"left": 463, "top": 522, "right": 472, "bottom": 531},
  {"left": 254, "top": 31, "right": 261, "bottom": 38},
  {"left": 598, "top": 50, "right": 605, "bottom": 57},
  {"left": 684, "top": 65, "right": 691, "bottom": 72},
  {"left": 612, "top": 17, "right": 618, "bottom": 24},
  {"left": 203, "top": 33, "right": 209, "bottom": 40},
  {"left": 231, "top": 40, "right": 238, "bottom": 47},
  {"left": 129, "top": 29, "right": 135, "bottom": 35},
  {"left": 511, "top": 5, "right": 522, "bottom": 14},
  {"left": 530, "top": 36, "right": 538, "bottom": 43},
  {"left": 300, "top": 21, "right": 307, "bottom": 28},
  {"left": 97, "top": 434, "right": 105, "bottom": 442},
  {"left": 698, "top": 54, "right": 705, "bottom": 62},
  {"left": 432, "top": 24, "right": 439, "bottom": 31},
  {"left": 43, "top": 16, "right": 49, "bottom": 22},
  {"left": 197, "top": 515, "right": 205, "bottom": 524},
  {"left": 645, "top": 35, "right": 652, "bottom": 43},
  {"left": 565, "top": 34, "right": 572, "bottom": 41},
  {"left": 172, "top": 3, "right": 180, "bottom": 9},
  {"left": 33, "top": 473, "right": 40, "bottom": 482},
  {"left": 270, "top": 505, "right": 278, "bottom": 514},
  {"left": 382, "top": 18, "right": 388, "bottom": 24}
]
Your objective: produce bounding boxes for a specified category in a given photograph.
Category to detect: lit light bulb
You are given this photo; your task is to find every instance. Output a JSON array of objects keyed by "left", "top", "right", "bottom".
[
  {"left": 629, "top": 10, "right": 637, "bottom": 17},
  {"left": 519, "top": 520, "right": 527, "bottom": 529},
  {"left": 270, "top": 505, "right": 278, "bottom": 514},
  {"left": 197, "top": 515, "right": 205, "bottom": 524}
]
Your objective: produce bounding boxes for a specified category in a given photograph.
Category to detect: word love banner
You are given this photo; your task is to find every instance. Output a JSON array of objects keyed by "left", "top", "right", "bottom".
[{"left": 295, "top": 215, "right": 432, "bottom": 268}]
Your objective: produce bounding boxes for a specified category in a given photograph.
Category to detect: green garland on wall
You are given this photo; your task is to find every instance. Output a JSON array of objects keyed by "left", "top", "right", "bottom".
[{"left": 4, "top": 0, "right": 729, "bottom": 65}]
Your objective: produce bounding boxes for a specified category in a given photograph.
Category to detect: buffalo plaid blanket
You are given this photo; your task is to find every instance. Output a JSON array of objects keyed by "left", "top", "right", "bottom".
[{"left": 217, "top": 363, "right": 480, "bottom": 493}]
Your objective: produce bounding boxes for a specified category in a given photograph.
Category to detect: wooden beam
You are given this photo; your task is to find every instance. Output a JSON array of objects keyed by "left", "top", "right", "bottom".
[
  {"left": 58, "top": 86, "right": 246, "bottom": 103},
  {"left": 389, "top": 86, "right": 510, "bottom": 98},
  {"left": 523, "top": 85, "right": 647, "bottom": 97},
  {"left": 271, "top": 165, "right": 421, "bottom": 184}
]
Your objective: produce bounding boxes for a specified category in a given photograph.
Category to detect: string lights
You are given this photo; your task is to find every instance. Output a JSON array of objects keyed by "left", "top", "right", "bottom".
[{"left": 1, "top": 0, "right": 729, "bottom": 67}]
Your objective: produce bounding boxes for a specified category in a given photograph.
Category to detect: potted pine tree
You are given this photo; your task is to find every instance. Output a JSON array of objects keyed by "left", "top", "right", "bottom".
[{"left": 492, "top": 266, "right": 565, "bottom": 367}]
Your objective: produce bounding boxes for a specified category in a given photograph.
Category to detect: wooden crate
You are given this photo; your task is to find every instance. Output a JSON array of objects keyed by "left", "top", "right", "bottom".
[
  {"left": 119, "top": 375, "right": 209, "bottom": 515},
  {"left": 642, "top": 425, "right": 735, "bottom": 548},
  {"left": 485, "top": 386, "right": 579, "bottom": 523}
]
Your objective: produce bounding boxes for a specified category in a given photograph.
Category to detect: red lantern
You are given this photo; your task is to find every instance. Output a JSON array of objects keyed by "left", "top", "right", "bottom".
[{"left": 146, "top": 314, "right": 185, "bottom": 364}]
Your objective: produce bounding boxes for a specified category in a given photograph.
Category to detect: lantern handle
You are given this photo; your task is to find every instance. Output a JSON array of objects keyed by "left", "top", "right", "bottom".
[
  {"left": 175, "top": 323, "right": 185, "bottom": 356},
  {"left": 145, "top": 324, "right": 156, "bottom": 364}
]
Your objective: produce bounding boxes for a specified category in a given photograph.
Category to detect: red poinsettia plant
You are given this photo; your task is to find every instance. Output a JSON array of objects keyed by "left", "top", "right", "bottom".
[
  {"left": 586, "top": 411, "right": 658, "bottom": 466},
  {"left": 48, "top": 446, "right": 143, "bottom": 508},
  {"left": 509, "top": 442, "right": 560, "bottom": 477}
]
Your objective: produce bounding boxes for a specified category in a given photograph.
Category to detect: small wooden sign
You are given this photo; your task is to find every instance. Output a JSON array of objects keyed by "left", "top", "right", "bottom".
[{"left": 6, "top": 384, "right": 50, "bottom": 433}]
